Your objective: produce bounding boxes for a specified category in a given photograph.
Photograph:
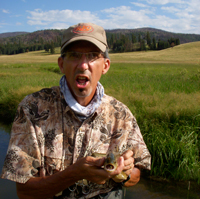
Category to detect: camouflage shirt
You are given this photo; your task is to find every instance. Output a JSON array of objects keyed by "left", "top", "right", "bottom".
[{"left": 1, "top": 86, "right": 151, "bottom": 198}]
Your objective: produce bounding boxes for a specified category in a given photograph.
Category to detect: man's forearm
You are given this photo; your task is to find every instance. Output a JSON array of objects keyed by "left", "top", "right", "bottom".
[
  {"left": 124, "top": 167, "right": 141, "bottom": 187},
  {"left": 16, "top": 156, "right": 112, "bottom": 199},
  {"left": 16, "top": 164, "right": 81, "bottom": 199}
]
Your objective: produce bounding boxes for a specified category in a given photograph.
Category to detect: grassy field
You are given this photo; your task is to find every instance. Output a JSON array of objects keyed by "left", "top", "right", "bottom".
[{"left": 0, "top": 42, "right": 200, "bottom": 184}]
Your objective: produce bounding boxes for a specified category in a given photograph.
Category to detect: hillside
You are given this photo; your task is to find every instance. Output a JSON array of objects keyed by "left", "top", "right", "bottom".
[
  {"left": 107, "top": 27, "right": 200, "bottom": 44},
  {"left": 110, "top": 41, "right": 200, "bottom": 64},
  {"left": 0, "top": 32, "right": 28, "bottom": 38},
  {"left": 0, "top": 41, "right": 199, "bottom": 64},
  {"left": 0, "top": 28, "right": 200, "bottom": 46},
  {"left": 0, "top": 29, "right": 64, "bottom": 45}
]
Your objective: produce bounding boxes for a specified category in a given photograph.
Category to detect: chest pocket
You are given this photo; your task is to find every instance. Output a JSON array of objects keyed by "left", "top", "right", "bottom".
[{"left": 89, "top": 124, "right": 112, "bottom": 155}]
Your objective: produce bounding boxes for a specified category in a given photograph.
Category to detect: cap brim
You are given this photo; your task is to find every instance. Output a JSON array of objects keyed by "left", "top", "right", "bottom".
[{"left": 61, "top": 36, "right": 107, "bottom": 53}]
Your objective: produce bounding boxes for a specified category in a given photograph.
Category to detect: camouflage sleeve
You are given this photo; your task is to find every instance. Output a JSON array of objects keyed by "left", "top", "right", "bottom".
[
  {"left": 126, "top": 114, "right": 151, "bottom": 170},
  {"left": 1, "top": 96, "right": 43, "bottom": 183}
]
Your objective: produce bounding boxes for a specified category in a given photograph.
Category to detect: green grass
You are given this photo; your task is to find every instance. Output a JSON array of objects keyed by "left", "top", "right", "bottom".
[
  {"left": 100, "top": 62, "right": 200, "bottom": 183},
  {"left": 101, "top": 63, "right": 200, "bottom": 118},
  {"left": 0, "top": 63, "right": 62, "bottom": 121},
  {"left": 0, "top": 42, "right": 200, "bottom": 184}
]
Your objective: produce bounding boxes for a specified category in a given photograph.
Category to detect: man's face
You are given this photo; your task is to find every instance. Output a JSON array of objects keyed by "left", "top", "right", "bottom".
[{"left": 58, "top": 41, "right": 110, "bottom": 106}]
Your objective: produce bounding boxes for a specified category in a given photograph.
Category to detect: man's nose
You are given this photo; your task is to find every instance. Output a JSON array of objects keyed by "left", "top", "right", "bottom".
[{"left": 77, "top": 54, "right": 89, "bottom": 70}]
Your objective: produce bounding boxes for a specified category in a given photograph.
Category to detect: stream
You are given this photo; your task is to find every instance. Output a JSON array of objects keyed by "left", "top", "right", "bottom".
[{"left": 0, "top": 125, "right": 199, "bottom": 199}]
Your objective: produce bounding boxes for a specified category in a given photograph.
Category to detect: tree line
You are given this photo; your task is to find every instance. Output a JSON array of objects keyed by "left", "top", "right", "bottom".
[
  {"left": 107, "top": 31, "right": 180, "bottom": 52},
  {"left": 0, "top": 36, "right": 61, "bottom": 55},
  {"left": 0, "top": 31, "right": 180, "bottom": 55}
]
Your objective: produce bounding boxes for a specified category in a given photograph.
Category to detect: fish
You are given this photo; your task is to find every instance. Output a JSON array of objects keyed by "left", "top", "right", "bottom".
[{"left": 104, "top": 152, "right": 128, "bottom": 182}]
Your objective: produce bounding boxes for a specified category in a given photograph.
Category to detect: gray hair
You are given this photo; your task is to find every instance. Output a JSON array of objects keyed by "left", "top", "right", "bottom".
[{"left": 103, "top": 48, "right": 110, "bottom": 59}]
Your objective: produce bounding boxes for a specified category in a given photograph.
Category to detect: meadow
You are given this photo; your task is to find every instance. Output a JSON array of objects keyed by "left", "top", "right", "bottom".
[{"left": 0, "top": 42, "right": 200, "bottom": 184}]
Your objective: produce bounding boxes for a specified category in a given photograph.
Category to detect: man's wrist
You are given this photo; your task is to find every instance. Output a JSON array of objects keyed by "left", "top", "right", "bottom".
[{"left": 120, "top": 174, "right": 131, "bottom": 186}]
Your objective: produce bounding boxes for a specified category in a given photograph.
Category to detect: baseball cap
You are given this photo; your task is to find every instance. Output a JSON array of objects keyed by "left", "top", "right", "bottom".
[{"left": 61, "top": 23, "right": 108, "bottom": 53}]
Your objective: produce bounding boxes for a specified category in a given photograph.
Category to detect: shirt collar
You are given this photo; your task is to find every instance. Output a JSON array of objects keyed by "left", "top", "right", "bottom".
[{"left": 59, "top": 75, "right": 104, "bottom": 120}]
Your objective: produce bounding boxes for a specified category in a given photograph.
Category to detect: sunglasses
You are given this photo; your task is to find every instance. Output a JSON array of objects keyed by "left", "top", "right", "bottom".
[{"left": 62, "top": 51, "right": 104, "bottom": 63}]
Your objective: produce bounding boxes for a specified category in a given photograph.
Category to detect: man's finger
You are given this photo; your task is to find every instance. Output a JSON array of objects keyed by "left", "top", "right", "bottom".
[
  {"left": 124, "top": 163, "right": 132, "bottom": 170},
  {"left": 85, "top": 156, "right": 105, "bottom": 167},
  {"left": 122, "top": 150, "right": 133, "bottom": 159},
  {"left": 124, "top": 157, "right": 134, "bottom": 166}
]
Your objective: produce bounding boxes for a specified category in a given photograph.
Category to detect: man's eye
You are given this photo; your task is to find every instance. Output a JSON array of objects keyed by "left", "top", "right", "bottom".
[
  {"left": 88, "top": 52, "right": 99, "bottom": 60},
  {"left": 66, "top": 52, "right": 79, "bottom": 59},
  {"left": 70, "top": 52, "right": 80, "bottom": 59}
]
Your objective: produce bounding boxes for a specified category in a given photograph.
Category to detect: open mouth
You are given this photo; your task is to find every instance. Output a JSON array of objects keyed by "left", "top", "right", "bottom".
[
  {"left": 76, "top": 76, "right": 89, "bottom": 86},
  {"left": 105, "top": 164, "right": 115, "bottom": 171}
]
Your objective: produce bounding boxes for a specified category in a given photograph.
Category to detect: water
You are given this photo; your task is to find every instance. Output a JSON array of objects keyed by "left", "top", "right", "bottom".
[
  {"left": 0, "top": 125, "right": 199, "bottom": 199},
  {"left": 0, "top": 125, "right": 17, "bottom": 199},
  {"left": 126, "top": 177, "right": 200, "bottom": 199}
]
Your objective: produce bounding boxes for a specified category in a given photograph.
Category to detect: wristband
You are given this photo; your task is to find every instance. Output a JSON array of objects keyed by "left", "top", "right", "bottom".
[{"left": 120, "top": 174, "right": 131, "bottom": 186}]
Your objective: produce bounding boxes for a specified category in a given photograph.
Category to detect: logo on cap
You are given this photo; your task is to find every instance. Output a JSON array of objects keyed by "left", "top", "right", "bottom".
[{"left": 73, "top": 24, "right": 94, "bottom": 34}]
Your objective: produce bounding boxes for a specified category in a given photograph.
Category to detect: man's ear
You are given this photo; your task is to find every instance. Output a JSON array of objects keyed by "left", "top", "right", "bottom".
[
  {"left": 102, "top": 59, "right": 110, "bottom": 75},
  {"left": 58, "top": 56, "right": 64, "bottom": 74}
]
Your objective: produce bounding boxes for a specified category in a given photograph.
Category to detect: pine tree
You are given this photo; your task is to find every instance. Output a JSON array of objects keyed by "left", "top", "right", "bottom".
[
  {"left": 131, "top": 34, "right": 136, "bottom": 44},
  {"left": 140, "top": 39, "right": 146, "bottom": 51},
  {"left": 138, "top": 34, "right": 141, "bottom": 43},
  {"left": 50, "top": 42, "right": 55, "bottom": 54},
  {"left": 146, "top": 31, "right": 151, "bottom": 48},
  {"left": 152, "top": 37, "right": 156, "bottom": 50}
]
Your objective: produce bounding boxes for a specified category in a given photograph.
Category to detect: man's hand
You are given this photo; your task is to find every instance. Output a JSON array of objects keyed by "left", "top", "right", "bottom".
[
  {"left": 77, "top": 151, "right": 140, "bottom": 187},
  {"left": 74, "top": 156, "right": 124, "bottom": 185},
  {"left": 121, "top": 150, "right": 141, "bottom": 187},
  {"left": 122, "top": 150, "right": 134, "bottom": 176}
]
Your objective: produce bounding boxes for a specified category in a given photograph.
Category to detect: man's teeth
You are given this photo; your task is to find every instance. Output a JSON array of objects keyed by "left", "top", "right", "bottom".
[
  {"left": 77, "top": 77, "right": 88, "bottom": 85},
  {"left": 78, "top": 77, "right": 87, "bottom": 79}
]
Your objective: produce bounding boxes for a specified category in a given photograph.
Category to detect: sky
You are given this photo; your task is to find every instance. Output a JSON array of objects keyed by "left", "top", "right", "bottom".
[{"left": 1, "top": 0, "right": 200, "bottom": 34}]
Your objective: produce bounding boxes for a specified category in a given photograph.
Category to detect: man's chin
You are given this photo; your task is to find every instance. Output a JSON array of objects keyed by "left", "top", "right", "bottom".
[{"left": 74, "top": 89, "right": 93, "bottom": 99}]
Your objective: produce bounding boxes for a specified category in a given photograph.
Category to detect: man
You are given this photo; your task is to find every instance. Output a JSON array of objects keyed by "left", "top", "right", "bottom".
[{"left": 1, "top": 23, "right": 151, "bottom": 199}]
